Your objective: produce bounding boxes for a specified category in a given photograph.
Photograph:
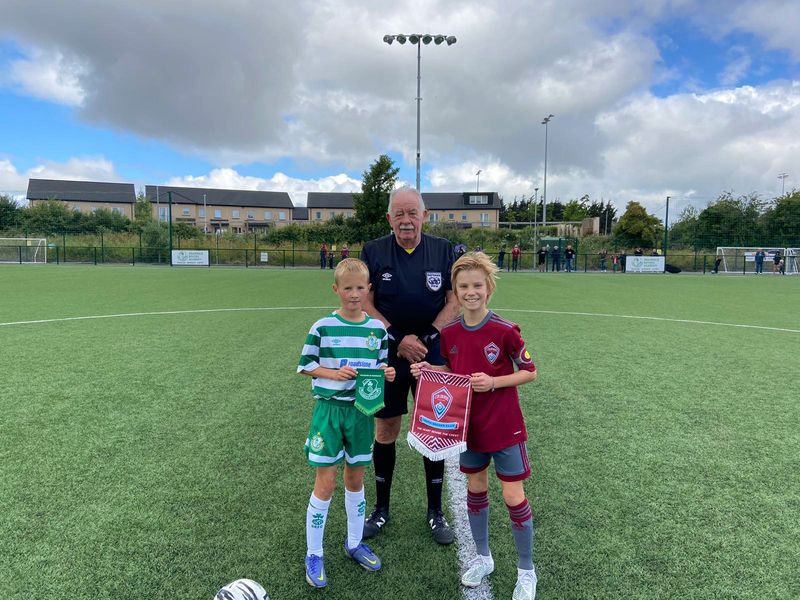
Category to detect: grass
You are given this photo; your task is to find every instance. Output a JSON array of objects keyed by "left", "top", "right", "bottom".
[{"left": 1, "top": 265, "right": 798, "bottom": 599}]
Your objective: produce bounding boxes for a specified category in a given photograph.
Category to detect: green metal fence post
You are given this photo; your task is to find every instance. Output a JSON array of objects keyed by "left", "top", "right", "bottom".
[
  {"left": 131, "top": 247, "right": 135, "bottom": 265},
  {"left": 93, "top": 247, "right": 97, "bottom": 265}
]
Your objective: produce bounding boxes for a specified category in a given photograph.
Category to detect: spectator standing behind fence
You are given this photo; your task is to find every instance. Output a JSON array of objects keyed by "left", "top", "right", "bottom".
[
  {"left": 564, "top": 245, "right": 575, "bottom": 273},
  {"left": 341, "top": 244, "right": 350, "bottom": 262},
  {"left": 327, "top": 251, "right": 334, "bottom": 269},
  {"left": 620, "top": 251, "right": 627, "bottom": 273},
  {"left": 537, "top": 247, "right": 547, "bottom": 272},
  {"left": 634, "top": 247, "right": 643, "bottom": 257},
  {"left": 497, "top": 246, "right": 506, "bottom": 270},
  {"left": 320, "top": 243, "right": 328, "bottom": 269},
  {"left": 773, "top": 251, "right": 783, "bottom": 274},
  {"left": 550, "top": 246, "right": 561, "bottom": 272},
  {"left": 754, "top": 249, "right": 765, "bottom": 274},
  {"left": 712, "top": 255, "right": 723, "bottom": 274},
  {"left": 511, "top": 244, "right": 521, "bottom": 272},
  {"left": 599, "top": 249, "right": 608, "bottom": 272}
]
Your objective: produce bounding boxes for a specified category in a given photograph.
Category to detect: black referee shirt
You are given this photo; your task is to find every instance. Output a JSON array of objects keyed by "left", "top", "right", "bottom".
[{"left": 361, "top": 233, "right": 454, "bottom": 338}]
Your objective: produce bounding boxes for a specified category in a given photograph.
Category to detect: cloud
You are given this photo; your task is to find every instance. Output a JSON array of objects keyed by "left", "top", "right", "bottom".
[
  {"left": 0, "top": 156, "right": 120, "bottom": 201},
  {"left": 719, "top": 47, "right": 752, "bottom": 86},
  {"left": 5, "top": 47, "right": 87, "bottom": 106}
]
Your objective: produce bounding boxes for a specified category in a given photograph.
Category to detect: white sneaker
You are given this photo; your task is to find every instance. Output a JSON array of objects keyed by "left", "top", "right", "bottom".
[
  {"left": 461, "top": 553, "right": 494, "bottom": 587},
  {"left": 512, "top": 567, "right": 537, "bottom": 600}
]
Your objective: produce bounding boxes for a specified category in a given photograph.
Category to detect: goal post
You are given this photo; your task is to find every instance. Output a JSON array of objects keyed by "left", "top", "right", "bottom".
[
  {"left": 0, "top": 238, "right": 47, "bottom": 264},
  {"left": 786, "top": 248, "right": 799, "bottom": 275},
  {"left": 715, "top": 247, "right": 783, "bottom": 274}
]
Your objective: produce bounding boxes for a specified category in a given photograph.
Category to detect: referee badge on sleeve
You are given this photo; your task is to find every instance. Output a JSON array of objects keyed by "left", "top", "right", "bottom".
[{"left": 426, "top": 272, "right": 442, "bottom": 291}]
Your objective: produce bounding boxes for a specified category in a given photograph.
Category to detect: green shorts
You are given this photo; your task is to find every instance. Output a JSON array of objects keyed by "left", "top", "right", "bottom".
[{"left": 304, "top": 399, "right": 375, "bottom": 468}]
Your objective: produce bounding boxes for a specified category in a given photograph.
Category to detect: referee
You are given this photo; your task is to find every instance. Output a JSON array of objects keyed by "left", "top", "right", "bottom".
[{"left": 361, "top": 186, "right": 460, "bottom": 544}]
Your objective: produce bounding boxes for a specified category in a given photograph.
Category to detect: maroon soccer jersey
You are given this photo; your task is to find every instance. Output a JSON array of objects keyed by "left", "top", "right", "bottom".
[{"left": 440, "top": 311, "right": 536, "bottom": 453}]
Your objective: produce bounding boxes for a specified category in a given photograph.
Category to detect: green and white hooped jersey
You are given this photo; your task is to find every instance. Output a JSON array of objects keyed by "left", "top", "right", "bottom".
[{"left": 298, "top": 312, "right": 388, "bottom": 401}]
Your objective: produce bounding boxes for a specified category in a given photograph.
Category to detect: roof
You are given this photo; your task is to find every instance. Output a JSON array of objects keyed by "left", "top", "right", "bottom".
[
  {"left": 306, "top": 191, "right": 501, "bottom": 210},
  {"left": 27, "top": 179, "right": 137, "bottom": 204},
  {"left": 145, "top": 185, "right": 293, "bottom": 209}
]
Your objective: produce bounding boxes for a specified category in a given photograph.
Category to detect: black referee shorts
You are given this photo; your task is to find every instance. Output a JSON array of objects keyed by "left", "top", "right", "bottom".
[{"left": 375, "top": 336, "right": 444, "bottom": 419}]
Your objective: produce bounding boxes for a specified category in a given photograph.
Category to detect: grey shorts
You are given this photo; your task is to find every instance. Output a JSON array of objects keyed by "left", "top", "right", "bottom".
[{"left": 460, "top": 441, "right": 531, "bottom": 482}]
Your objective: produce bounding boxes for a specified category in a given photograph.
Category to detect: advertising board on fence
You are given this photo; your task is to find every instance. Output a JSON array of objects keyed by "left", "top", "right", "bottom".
[
  {"left": 626, "top": 256, "right": 664, "bottom": 273},
  {"left": 171, "top": 250, "right": 209, "bottom": 266}
]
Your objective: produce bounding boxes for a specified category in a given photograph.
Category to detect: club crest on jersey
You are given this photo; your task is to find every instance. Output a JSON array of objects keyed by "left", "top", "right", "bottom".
[
  {"left": 484, "top": 342, "right": 500, "bottom": 364},
  {"left": 365, "top": 332, "right": 380, "bottom": 352},
  {"left": 426, "top": 271, "right": 442, "bottom": 292},
  {"left": 431, "top": 386, "right": 453, "bottom": 420}
]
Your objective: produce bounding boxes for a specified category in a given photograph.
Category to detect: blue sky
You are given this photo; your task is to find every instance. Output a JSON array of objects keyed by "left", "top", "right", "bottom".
[{"left": 1, "top": 1, "right": 798, "bottom": 210}]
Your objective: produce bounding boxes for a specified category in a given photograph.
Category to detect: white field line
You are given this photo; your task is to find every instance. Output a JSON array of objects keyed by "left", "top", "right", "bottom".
[
  {"left": 1, "top": 306, "right": 798, "bottom": 334},
  {"left": 446, "top": 457, "right": 495, "bottom": 600}
]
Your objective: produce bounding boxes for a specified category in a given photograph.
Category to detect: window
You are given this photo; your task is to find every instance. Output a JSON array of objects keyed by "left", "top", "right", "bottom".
[
  {"left": 329, "top": 211, "right": 335, "bottom": 219},
  {"left": 315, "top": 211, "right": 322, "bottom": 220},
  {"left": 480, "top": 213, "right": 490, "bottom": 226},
  {"left": 461, "top": 213, "right": 467, "bottom": 221},
  {"left": 429, "top": 213, "right": 439, "bottom": 223},
  {"left": 232, "top": 210, "right": 240, "bottom": 219},
  {"left": 159, "top": 207, "right": 168, "bottom": 222},
  {"left": 448, "top": 213, "right": 454, "bottom": 220},
  {"left": 247, "top": 211, "right": 254, "bottom": 219},
  {"left": 182, "top": 207, "right": 190, "bottom": 216},
  {"left": 279, "top": 211, "right": 287, "bottom": 221},
  {"left": 214, "top": 209, "right": 222, "bottom": 219},
  {"left": 265, "top": 210, "right": 273, "bottom": 220},
  {"left": 199, "top": 208, "right": 206, "bottom": 218},
  {"left": 112, "top": 207, "right": 123, "bottom": 215},
  {"left": 468, "top": 195, "right": 489, "bottom": 205}
]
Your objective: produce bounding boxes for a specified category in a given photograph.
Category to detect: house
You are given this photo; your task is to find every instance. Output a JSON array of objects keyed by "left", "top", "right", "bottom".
[
  {"left": 26, "top": 179, "right": 137, "bottom": 218},
  {"left": 145, "top": 185, "right": 294, "bottom": 232},
  {"left": 305, "top": 191, "right": 502, "bottom": 228}
]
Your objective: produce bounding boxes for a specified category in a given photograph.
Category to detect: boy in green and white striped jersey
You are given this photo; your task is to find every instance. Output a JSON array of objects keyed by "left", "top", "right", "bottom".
[{"left": 297, "top": 258, "right": 396, "bottom": 588}]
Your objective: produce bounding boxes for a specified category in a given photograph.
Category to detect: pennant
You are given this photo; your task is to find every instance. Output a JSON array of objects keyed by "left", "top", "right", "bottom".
[
  {"left": 407, "top": 369, "right": 472, "bottom": 460},
  {"left": 354, "top": 368, "right": 385, "bottom": 416}
]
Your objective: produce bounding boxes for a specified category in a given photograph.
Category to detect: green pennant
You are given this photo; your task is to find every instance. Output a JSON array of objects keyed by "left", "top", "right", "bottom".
[{"left": 354, "top": 368, "right": 385, "bottom": 416}]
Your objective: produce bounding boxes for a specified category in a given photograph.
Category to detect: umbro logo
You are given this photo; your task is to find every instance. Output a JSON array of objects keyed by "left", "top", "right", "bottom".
[
  {"left": 382, "top": 272, "right": 392, "bottom": 281},
  {"left": 450, "top": 345, "right": 458, "bottom": 354}
]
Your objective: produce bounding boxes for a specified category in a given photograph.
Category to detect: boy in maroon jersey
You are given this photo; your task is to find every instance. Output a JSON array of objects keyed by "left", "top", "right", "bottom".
[{"left": 410, "top": 252, "right": 538, "bottom": 600}]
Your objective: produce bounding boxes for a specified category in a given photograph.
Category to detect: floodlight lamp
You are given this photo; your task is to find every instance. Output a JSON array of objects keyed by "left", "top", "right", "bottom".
[
  {"left": 397, "top": 34, "right": 407, "bottom": 44},
  {"left": 409, "top": 34, "right": 420, "bottom": 44},
  {"left": 422, "top": 34, "right": 432, "bottom": 44},
  {"left": 446, "top": 35, "right": 457, "bottom": 45},
  {"left": 434, "top": 35, "right": 445, "bottom": 45},
  {"left": 383, "top": 35, "right": 394, "bottom": 45}
]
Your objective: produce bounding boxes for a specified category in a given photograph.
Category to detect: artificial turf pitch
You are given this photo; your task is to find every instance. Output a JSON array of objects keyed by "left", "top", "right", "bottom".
[{"left": 1, "top": 265, "right": 798, "bottom": 599}]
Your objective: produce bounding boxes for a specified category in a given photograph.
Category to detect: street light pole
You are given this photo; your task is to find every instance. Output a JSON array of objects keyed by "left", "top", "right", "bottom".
[
  {"left": 383, "top": 33, "right": 457, "bottom": 191},
  {"left": 476, "top": 169, "right": 482, "bottom": 193},
  {"left": 541, "top": 114, "right": 554, "bottom": 228},
  {"left": 778, "top": 172, "right": 788, "bottom": 196}
]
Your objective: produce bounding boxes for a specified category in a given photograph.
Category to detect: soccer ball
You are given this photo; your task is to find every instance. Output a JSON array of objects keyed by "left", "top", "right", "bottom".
[{"left": 214, "top": 579, "right": 269, "bottom": 600}]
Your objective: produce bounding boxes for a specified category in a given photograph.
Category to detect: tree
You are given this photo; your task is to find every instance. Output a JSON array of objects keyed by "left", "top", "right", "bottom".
[
  {"left": 613, "top": 201, "right": 664, "bottom": 248},
  {"left": 761, "top": 191, "right": 800, "bottom": 247},
  {"left": 0, "top": 195, "right": 21, "bottom": 230},
  {"left": 668, "top": 205, "right": 700, "bottom": 249},
  {"left": 352, "top": 154, "right": 399, "bottom": 242},
  {"left": 134, "top": 192, "right": 154, "bottom": 226},
  {"left": 562, "top": 197, "right": 589, "bottom": 221},
  {"left": 21, "top": 200, "right": 83, "bottom": 235}
]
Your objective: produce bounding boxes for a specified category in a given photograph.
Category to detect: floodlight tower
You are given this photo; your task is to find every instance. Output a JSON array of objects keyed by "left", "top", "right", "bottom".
[
  {"left": 541, "top": 114, "right": 554, "bottom": 227},
  {"left": 383, "top": 33, "right": 457, "bottom": 191}
]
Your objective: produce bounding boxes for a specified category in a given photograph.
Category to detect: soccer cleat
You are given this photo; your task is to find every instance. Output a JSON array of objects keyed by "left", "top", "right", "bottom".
[
  {"left": 461, "top": 553, "right": 494, "bottom": 587},
  {"left": 305, "top": 554, "right": 327, "bottom": 588},
  {"left": 362, "top": 507, "right": 389, "bottom": 539},
  {"left": 512, "top": 567, "right": 538, "bottom": 600},
  {"left": 427, "top": 508, "right": 455, "bottom": 545},
  {"left": 344, "top": 540, "right": 382, "bottom": 571}
]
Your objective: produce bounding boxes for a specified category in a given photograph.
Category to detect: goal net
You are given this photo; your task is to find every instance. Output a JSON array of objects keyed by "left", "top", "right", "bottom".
[
  {"left": 0, "top": 238, "right": 47, "bottom": 264},
  {"left": 715, "top": 247, "right": 783, "bottom": 274},
  {"left": 786, "top": 248, "right": 799, "bottom": 275}
]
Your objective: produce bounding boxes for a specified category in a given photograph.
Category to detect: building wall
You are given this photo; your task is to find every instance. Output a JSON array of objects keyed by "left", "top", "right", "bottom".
[
  {"left": 151, "top": 204, "right": 292, "bottom": 231},
  {"left": 427, "top": 209, "right": 500, "bottom": 229},
  {"left": 308, "top": 207, "right": 354, "bottom": 222}
]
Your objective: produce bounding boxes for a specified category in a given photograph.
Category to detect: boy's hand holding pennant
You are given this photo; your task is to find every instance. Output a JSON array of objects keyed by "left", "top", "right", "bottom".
[{"left": 407, "top": 368, "right": 473, "bottom": 461}]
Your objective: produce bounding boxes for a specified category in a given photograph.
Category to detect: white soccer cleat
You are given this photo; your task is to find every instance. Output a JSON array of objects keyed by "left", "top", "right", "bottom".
[
  {"left": 461, "top": 553, "right": 494, "bottom": 588},
  {"left": 512, "top": 567, "right": 537, "bottom": 600}
]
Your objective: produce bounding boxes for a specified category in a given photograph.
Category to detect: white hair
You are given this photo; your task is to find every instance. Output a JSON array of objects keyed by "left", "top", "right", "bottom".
[{"left": 387, "top": 186, "right": 426, "bottom": 214}]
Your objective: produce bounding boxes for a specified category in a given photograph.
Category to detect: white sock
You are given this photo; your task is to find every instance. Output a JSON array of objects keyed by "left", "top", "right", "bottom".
[
  {"left": 344, "top": 487, "right": 366, "bottom": 550},
  {"left": 306, "top": 493, "right": 331, "bottom": 557}
]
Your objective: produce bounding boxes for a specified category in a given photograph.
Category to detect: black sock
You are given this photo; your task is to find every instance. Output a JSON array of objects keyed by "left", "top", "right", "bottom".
[
  {"left": 423, "top": 456, "right": 445, "bottom": 512},
  {"left": 373, "top": 441, "right": 396, "bottom": 511}
]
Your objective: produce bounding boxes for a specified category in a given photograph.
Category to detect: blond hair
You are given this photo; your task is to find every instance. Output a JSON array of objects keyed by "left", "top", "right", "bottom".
[
  {"left": 334, "top": 257, "right": 370, "bottom": 284},
  {"left": 451, "top": 251, "right": 499, "bottom": 297}
]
